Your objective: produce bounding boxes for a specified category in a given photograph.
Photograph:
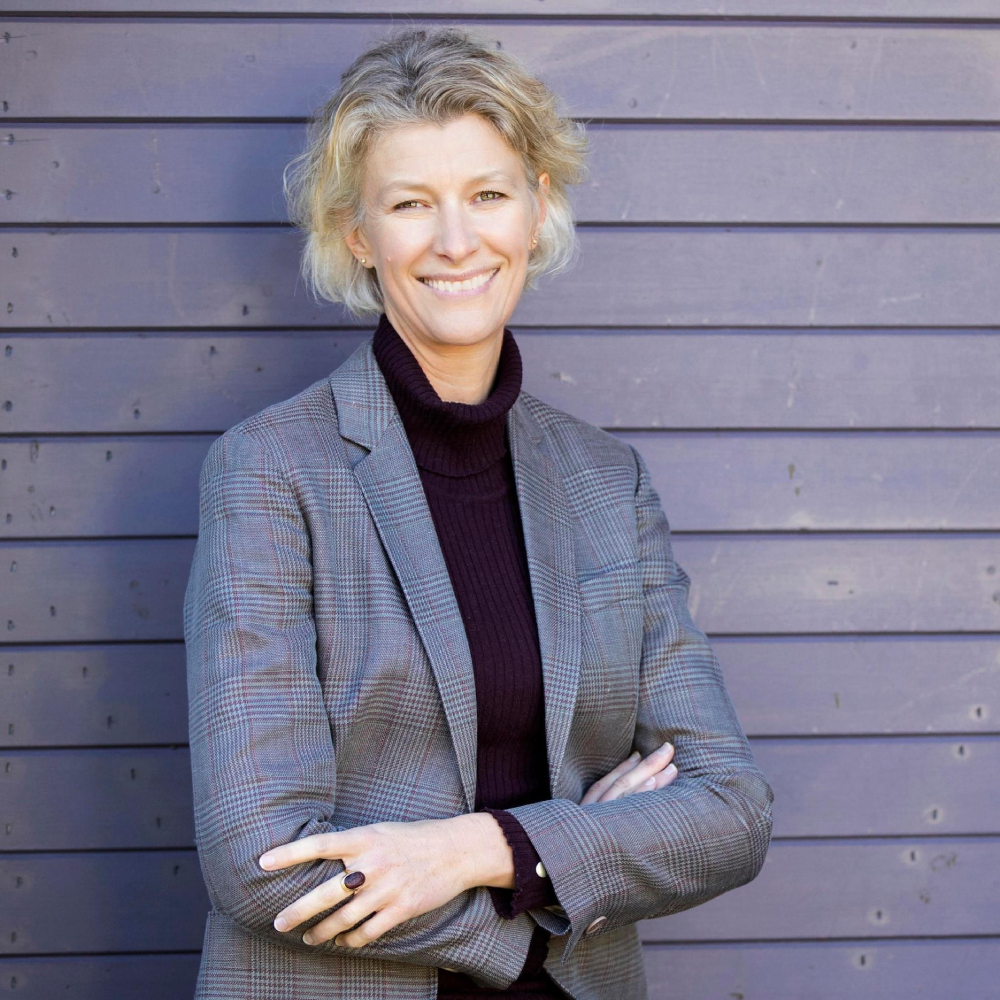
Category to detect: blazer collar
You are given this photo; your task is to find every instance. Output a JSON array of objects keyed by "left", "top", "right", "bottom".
[{"left": 328, "top": 336, "right": 582, "bottom": 813}]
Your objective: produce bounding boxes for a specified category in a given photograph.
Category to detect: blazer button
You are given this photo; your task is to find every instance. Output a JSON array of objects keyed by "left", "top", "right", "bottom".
[
  {"left": 584, "top": 915, "right": 607, "bottom": 936},
  {"left": 535, "top": 861, "right": 547, "bottom": 877}
]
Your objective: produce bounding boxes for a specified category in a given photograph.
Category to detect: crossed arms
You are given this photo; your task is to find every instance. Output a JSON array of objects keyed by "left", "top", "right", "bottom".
[{"left": 182, "top": 428, "right": 773, "bottom": 986}]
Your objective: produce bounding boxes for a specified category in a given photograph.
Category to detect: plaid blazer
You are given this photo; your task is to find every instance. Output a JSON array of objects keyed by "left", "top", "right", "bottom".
[{"left": 183, "top": 334, "right": 774, "bottom": 1000}]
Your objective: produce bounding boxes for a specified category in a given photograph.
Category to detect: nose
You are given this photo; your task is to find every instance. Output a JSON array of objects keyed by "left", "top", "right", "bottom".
[{"left": 432, "top": 200, "right": 480, "bottom": 262}]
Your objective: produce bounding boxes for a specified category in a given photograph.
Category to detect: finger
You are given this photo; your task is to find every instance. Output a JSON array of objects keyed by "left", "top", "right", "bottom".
[
  {"left": 273, "top": 867, "right": 362, "bottom": 932},
  {"left": 598, "top": 742, "right": 674, "bottom": 802},
  {"left": 302, "top": 890, "right": 386, "bottom": 945},
  {"left": 580, "top": 751, "right": 642, "bottom": 805},
  {"left": 627, "top": 762, "right": 678, "bottom": 796},
  {"left": 260, "top": 830, "right": 358, "bottom": 872},
  {"left": 333, "top": 905, "right": 404, "bottom": 949}
]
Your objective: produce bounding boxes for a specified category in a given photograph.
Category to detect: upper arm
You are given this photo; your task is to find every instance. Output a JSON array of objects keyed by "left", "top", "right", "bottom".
[{"left": 183, "top": 429, "right": 344, "bottom": 931}]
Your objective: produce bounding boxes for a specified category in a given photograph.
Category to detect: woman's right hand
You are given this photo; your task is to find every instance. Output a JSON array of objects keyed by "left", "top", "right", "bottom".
[{"left": 580, "top": 741, "right": 678, "bottom": 804}]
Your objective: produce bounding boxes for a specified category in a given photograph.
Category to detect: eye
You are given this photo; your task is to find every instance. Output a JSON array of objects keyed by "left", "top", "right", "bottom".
[{"left": 393, "top": 190, "right": 507, "bottom": 211}]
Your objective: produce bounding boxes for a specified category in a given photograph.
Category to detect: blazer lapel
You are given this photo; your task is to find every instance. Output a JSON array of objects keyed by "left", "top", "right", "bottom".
[
  {"left": 506, "top": 397, "right": 583, "bottom": 799},
  {"left": 328, "top": 337, "right": 582, "bottom": 812}
]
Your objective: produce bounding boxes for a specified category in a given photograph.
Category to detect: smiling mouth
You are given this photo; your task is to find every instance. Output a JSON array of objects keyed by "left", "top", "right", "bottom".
[{"left": 418, "top": 268, "right": 499, "bottom": 296}]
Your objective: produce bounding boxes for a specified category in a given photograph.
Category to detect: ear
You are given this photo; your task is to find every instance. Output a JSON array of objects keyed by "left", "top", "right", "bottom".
[{"left": 344, "top": 228, "right": 371, "bottom": 266}]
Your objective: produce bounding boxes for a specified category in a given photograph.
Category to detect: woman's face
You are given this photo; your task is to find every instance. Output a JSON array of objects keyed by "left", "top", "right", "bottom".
[{"left": 348, "top": 113, "right": 549, "bottom": 351}]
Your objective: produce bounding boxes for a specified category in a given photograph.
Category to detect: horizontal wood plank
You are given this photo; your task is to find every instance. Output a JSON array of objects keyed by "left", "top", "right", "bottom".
[
  {"left": 4, "top": 636, "right": 995, "bottom": 747},
  {"left": 7, "top": 228, "right": 1000, "bottom": 328},
  {"left": 5, "top": 331, "right": 999, "bottom": 432},
  {"left": 1, "top": 645, "right": 188, "bottom": 747},
  {"left": 5, "top": 431, "right": 1000, "bottom": 538},
  {"left": 2, "top": 840, "right": 996, "bottom": 952},
  {"left": 2, "top": 738, "right": 996, "bottom": 848},
  {"left": 0, "top": 956, "right": 200, "bottom": 999},
  {"left": 5, "top": 21, "right": 1000, "bottom": 121},
  {"left": 9, "top": 123, "right": 1000, "bottom": 225},
  {"left": 0, "top": 850, "right": 210, "bottom": 953},
  {"left": 9, "top": 2, "right": 1000, "bottom": 17},
  {"left": 640, "top": 837, "right": 1000, "bottom": 941},
  {"left": 716, "top": 635, "right": 1000, "bottom": 736},
  {"left": 679, "top": 534, "right": 1000, "bottom": 633},
  {"left": 4, "top": 535, "right": 999, "bottom": 642},
  {"left": 643, "top": 939, "right": 1000, "bottom": 1000}
]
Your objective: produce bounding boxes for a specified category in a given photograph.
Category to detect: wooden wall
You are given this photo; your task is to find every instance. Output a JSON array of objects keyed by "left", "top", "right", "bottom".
[{"left": 3, "top": 3, "right": 999, "bottom": 997}]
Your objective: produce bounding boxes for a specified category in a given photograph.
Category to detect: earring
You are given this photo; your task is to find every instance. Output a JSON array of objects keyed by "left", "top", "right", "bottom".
[
  {"left": 360, "top": 257, "right": 366, "bottom": 264},
  {"left": 531, "top": 238, "right": 538, "bottom": 245}
]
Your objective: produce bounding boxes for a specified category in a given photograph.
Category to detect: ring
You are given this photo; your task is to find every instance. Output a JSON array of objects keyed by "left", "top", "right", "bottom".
[{"left": 339, "top": 869, "right": 366, "bottom": 893}]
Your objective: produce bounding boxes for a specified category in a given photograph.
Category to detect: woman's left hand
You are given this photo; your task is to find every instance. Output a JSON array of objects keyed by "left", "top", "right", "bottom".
[{"left": 258, "top": 815, "right": 486, "bottom": 948}]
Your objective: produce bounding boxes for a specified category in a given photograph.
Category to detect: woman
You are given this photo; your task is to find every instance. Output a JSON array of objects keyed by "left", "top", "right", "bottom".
[{"left": 183, "top": 25, "right": 773, "bottom": 1000}]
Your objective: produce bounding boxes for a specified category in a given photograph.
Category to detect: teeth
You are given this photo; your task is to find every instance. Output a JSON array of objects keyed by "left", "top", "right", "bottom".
[{"left": 421, "top": 269, "right": 497, "bottom": 293}]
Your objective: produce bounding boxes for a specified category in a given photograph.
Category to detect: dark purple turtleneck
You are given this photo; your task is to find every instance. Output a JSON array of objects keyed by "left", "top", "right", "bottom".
[{"left": 371, "top": 313, "right": 566, "bottom": 999}]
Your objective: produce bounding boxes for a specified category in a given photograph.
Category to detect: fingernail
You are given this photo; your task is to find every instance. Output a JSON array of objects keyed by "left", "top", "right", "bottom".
[
  {"left": 643, "top": 776, "right": 655, "bottom": 787},
  {"left": 335, "top": 935, "right": 346, "bottom": 946},
  {"left": 629, "top": 751, "right": 641, "bottom": 760},
  {"left": 658, "top": 741, "right": 673, "bottom": 754},
  {"left": 274, "top": 917, "right": 288, "bottom": 931},
  {"left": 303, "top": 932, "right": 314, "bottom": 945},
  {"left": 260, "top": 854, "right": 275, "bottom": 869},
  {"left": 666, "top": 763, "right": 677, "bottom": 774}
]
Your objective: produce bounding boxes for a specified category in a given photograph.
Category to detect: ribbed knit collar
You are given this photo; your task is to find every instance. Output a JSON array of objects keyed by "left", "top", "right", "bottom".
[{"left": 371, "top": 312, "right": 522, "bottom": 477}]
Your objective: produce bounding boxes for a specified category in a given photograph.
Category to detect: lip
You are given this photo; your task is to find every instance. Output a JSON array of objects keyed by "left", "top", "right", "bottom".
[{"left": 418, "top": 267, "right": 500, "bottom": 297}]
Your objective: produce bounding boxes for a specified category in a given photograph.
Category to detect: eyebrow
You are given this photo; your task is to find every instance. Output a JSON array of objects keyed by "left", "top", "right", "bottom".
[{"left": 380, "top": 171, "right": 515, "bottom": 198}]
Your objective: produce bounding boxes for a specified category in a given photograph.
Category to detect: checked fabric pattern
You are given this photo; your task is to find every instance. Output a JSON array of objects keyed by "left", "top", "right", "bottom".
[{"left": 183, "top": 335, "right": 774, "bottom": 1000}]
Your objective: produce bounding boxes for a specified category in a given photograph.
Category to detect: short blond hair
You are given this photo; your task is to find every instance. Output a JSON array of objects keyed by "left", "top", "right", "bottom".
[{"left": 283, "top": 25, "right": 590, "bottom": 319}]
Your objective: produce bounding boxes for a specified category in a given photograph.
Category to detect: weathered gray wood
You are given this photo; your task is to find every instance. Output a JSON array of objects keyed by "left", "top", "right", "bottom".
[
  {"left": 643, "top": 940, "right": 1000, "bottom": 1000},
  {"left": 679, "top": 534, "right": 1000, "bottom": 633},
  {"left": 640, "top": 837, "right": 1000, "bottom": 941},
  {"left": 0, "top": 851, "right": 210, "bottom": 953},
  {"left": 750, "top": 737, "right": 998, "bottom": 837},
  {"left": 3, "top": 738, "right": 996, "bottom": 848},
  {"left": 0, "top": 956, "right": 200, "bottom": 999},
  {"left": 4, "top": 431, "right": 1000, "bottom": 538},
  {"left": 8, "top": 228, "right": 1000, "bottom": 328},
  {"left": 5, "top": 21, "right": 1000, "bottom": 120},
  {"left": 2, "top": 840, "right": 995, "bottom": 952},
  {"left": 2, "top": 749, "right": 196, "bottom": 849},
  {"left": 8, "top": 2, "right": 1000, "bottom": 16},
  {"left": 10, "top": 124, "right": 1000, "bottom": 225},
  {"left": 716, "top": 636, "right": 1000, "bottom": 736},
  {"left": 5, "top": 535, "right": 1000, "bottom": 642},
  {"left": 5, "top": 637, "right": 994, "bottom": 748},
  {"left": 0, "top": 645, "right": 188, "bottom": 747},
  {"left": 5, "top": 331, "right": 1000, "bottom": 432}
]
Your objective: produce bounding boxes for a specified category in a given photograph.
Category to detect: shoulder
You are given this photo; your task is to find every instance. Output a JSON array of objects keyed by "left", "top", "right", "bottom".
[{"left": 202, "top": 374, "right": 346, "bottom": 476}]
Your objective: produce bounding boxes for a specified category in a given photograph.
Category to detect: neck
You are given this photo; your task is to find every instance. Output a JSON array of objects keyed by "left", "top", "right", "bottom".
[{"left": 371, "top": 311, "right": 523, "bottom": 477}]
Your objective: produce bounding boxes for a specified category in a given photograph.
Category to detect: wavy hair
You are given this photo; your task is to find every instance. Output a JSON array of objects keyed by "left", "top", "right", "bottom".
[{"left": 283, "top": 25, "right": 590, "bottom": 319}]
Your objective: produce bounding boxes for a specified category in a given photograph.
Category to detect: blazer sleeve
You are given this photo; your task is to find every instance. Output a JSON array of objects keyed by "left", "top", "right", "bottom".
[
  {"left": 183, "top": 429, "right": 538, "bottom": 991},
  {"left": 501, "top": 442, "right": 774, "bottom": 966}
]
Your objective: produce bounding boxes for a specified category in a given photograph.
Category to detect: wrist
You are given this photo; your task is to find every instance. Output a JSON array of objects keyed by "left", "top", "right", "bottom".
[{"left": 449, "top": 812, "right": 515, "bottom": 892}]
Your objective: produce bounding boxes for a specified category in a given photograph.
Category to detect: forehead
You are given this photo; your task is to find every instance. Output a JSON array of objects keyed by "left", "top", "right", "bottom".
[{"left": 367, "top": 115, "right": 524, "bottom": 196}]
